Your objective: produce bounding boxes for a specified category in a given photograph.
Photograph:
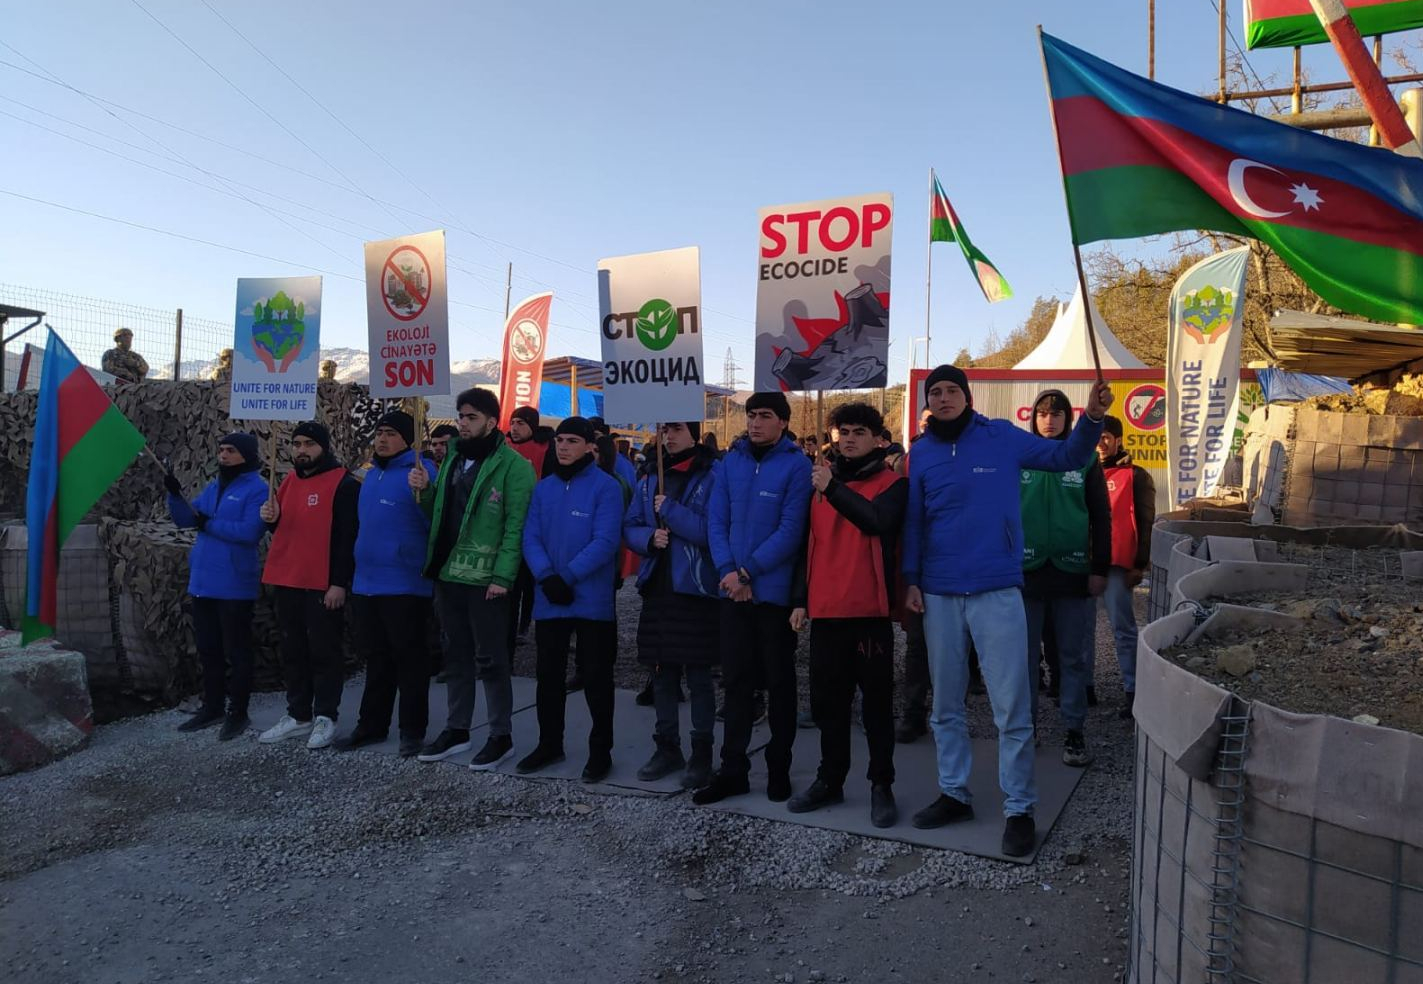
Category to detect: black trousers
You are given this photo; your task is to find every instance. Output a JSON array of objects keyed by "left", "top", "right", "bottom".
[
  {"left": 810, "top": 617, "right": 895, "bottom": 787},
  {"left": 504, "top": 561, "right": 537, "bottom": 658},
  {"left": 718, "top": 601, "right": 797, "bottom": 780},
  {"left": 275, "top": 586, "right": 345, "bottom": 722},
  {"left": 352, "top": 594, "right": 431, "bottom": 739},
  {"left": 900, "top": 609, "right": 930, "bottom": 724},
  {"left": 191, "top": 597, "right": 254, "bottom": 717},
  {"left": 535, "top": 618, "right": 616, "bottom": 755}
]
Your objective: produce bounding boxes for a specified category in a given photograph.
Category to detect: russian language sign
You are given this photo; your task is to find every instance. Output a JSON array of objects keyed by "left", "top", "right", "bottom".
[
  {"left": 364, "top": 229, "right": 450, "bottom": 397},
  {"left": 497, "top": 292, "right": 553, "bottom": 430},
  {"left": 1166, "top": 247, "right": 1249, "bottom": 506},
  {"left": 597, "top": 246, "right": 704, "bottom": 424},
  {"left": 753, "top": 192, "right": 893, "bottom": 391},
  {"left": 230, "top": 276, "right": 322, "bottom": 421}
]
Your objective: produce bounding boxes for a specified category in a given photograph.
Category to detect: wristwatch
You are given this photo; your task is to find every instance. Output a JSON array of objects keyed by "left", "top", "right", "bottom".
[{"left": 737, "top": 568, "right": 751, "bottom": 585}]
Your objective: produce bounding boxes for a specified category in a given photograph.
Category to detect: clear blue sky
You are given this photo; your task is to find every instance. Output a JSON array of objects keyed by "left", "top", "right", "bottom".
[{"left": 0, "top": 0, "right": 1380, "bottom": 382}]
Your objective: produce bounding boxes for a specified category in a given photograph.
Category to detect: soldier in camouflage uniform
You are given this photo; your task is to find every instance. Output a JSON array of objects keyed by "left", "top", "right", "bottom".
[
  {"left": 101, "top": 328, "right": 149, "bottom": 383},
  {"left": 320, "top": 359, "right": 337, "bottom": 381}
]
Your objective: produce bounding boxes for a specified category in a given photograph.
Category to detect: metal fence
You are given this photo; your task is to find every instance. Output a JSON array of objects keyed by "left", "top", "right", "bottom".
[{"left": 0, "top": 284, "right": 230, "bottom": 388}]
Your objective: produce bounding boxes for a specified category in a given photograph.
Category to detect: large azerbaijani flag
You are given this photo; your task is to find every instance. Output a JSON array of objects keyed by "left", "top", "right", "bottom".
[
  {"left": 23, "top": 330, "right": 145, "bottom": 643},
  {"left": 1042, "top": 31, "right": 1423, "bottom": 326},
  {"left": 929, "top": 172, "right": 1013, "bottom": 303},
  {"left": 1245, "top": 0, "right": 1423, "bottom": 49}
]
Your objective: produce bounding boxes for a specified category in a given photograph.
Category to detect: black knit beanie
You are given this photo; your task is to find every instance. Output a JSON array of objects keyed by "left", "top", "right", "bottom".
[
  {"left": 511, "top": 406, "right": 540, "bottom": 430},
  {"left": 292, "top": 421, "right": 331, "bottom": 454},
  {"left": 556, "top": 416, "right": 596, "bottom": 442},
  {"left": 374, "top": 410, "right": 415, "bottom": 447},
  {"left": 218, "top": 431, "right": 260, "bottom": 466},
  {"left": 924, "top": 365, "right": 972, "bottom": 407}
]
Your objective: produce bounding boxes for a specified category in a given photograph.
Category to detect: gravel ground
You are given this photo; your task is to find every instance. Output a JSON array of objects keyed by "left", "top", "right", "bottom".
[{"left": 1, "top": 588, "right": 1145, "bottom": 984}]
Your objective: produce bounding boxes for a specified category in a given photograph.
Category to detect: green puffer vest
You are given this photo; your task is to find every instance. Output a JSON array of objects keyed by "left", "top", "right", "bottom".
[{"left": 1019, "top": 452, "right": 1097, "bottom": 574}]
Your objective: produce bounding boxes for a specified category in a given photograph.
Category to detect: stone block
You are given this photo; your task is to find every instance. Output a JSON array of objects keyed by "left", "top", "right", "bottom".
[{"left": 0, "top": 629, "right": 93, "bottom": 775}]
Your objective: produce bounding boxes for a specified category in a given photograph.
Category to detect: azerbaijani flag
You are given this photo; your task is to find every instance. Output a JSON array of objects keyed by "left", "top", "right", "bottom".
[
  {"left": 23, "top": 330, "right": 145, "bottom": 643},
  {"left": 1042, "top": 31, "right": 1423, "bottom": 325},
  {"left": 1245, "top": 0, "right": 1423, "bottom": 49},
  {"left": 929, "top": 172, "right": 1013, "bottom": 303}
]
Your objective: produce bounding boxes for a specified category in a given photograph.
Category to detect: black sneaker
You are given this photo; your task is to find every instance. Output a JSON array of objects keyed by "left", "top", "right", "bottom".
[
  {"left": 516, "top": 744, "right": 565, "bottom": 775},
  {"left": 870, "top": 784, "right": 898, "bottom": 828},
  {"left": 417, "top": 729, "right": 473, "bottom": 762},
  {"left": 635, "top": 675, "right": 655, "bottom": 706},
  {"left": 787, "top": 779, "right": 843, "bottom": 814},
  {"left": 912, "top": 794, "right": 974, "bottom": 829},
  {"left": 637, "top": 745, "right": 685, "bottom": 781},
  {"left": 691, "top": 770, "right": 750, "bottom": 805},
  {"left": 894, "top": 718, "right": 927, "bottom": 744},
  {"left": 1062, "top": 730, "right": 1094, "bottom": 768},
  {"left": 1118, "top": 691, "right": 1136, "bottom": 721},
  {"left": 468, "top": 734, "right": 515, "bottom": 771},
  {"left": 177, "top": 706, "right": 224, "bottom": 732},
  {"left": 398, "top": 735, "right": 423, "bottom": 758},
  {"left": 217, "top": 714, "right": 250, "bottom": 742},
  {"left": 581, "top": 752, "right": 612, "bottom": 783},
  {"left": 767, "top": 772, "right": 792, "bottom": 803},
  {"left": 1002, "top": 814, "right": 1036, "bottom": 857},
  {"left": 333, "top": 728, "right": 387, "bottom": 752},
  {"left": 1086, "top": 686, "right": 1099, "bottom": 707}
]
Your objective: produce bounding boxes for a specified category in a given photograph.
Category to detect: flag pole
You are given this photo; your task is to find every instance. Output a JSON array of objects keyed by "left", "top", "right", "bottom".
[
  {"left": 924, "top": 167, "right": 934, "bottom": 370},
  {"left": 1037, "top": 25, "right": 1105, "bottom": 384}
]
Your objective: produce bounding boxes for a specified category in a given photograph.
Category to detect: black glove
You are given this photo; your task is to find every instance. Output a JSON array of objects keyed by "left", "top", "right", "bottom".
[
  {"left": 540, "top": 575, "right": 574, "bottom": 606},
  {"left": 163, "top": 471, "right": 182, "bottom": 496},
  {"left": 193, "top": 512, "right": 209, "bottom": 532}
]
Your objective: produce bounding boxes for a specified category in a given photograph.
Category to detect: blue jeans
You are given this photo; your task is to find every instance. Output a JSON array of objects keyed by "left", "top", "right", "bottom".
[
  {"left": 1025, "top": 595, "right": 1093, "bottom": 733},
  {"left": 1091, "top": 568, "right": 1138, "bottom": 693},
  {"left": 923, "top": 588, "right": 1036, "bottom": 818}
]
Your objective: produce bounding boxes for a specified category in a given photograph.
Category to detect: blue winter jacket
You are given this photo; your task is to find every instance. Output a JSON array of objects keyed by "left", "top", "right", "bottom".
[
  {"left": 624, "top": 448, "right": 719, "bottom": 599},
  {"left": 613, "top": 453, "right": 638, "bottom": 495},
  {"left": 708, "top": 435, "right": 813, "bottom": 607},
  {"left": 168, "top": 469, "right": 269, "bottom": 601},
  {"left": 523, "top": 459, "right": 624, "bottom": 621},
  {"left": 353, "top": 449, "right": 438, "bottom": 597},
  {"left": 902, "top": 411, "right": 1105, "bottom": 596}
]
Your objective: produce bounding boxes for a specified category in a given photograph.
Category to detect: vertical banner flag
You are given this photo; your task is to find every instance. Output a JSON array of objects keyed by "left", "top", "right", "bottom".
[
  {"left": 497, "top": 292, "right": 553, "bottom": 430},
  {"left": 930, "top": 172, "right": 1012, "bottom": 303},
  {"left": 1167, "top": 246, "right": 1250, "bottom": 506},
  {"left": 597, "top": 246, "right": 704, "bottom": 424},
  {"left": 364, "top": 229, "right": 450, "bottom": 397},
  {"left": 230, "top": 276, "right": 322, "bottom": 420},
  {"left": 753, "top": 193, "right": 893, "bottom": 391},
  {"left": 24, "top": 329, "right": 145, "bottom": 643}
]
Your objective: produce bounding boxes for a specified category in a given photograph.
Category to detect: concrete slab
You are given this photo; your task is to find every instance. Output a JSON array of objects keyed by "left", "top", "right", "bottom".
[
  {"left": 0, "top": 629, "right": 94, "bottom": 775},
  {"left": 701, "top": 725, "right": 1086, "bottom": 864}
]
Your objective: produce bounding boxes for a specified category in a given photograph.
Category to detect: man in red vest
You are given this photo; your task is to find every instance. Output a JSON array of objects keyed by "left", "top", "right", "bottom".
[
  {"left": 506, "top": 405, "right": 553, "bottom": 654},
  {"left": 1096, "top": 415, "right": 1155, "bottom": 720},
  {"left": 257, "top": 421, "right": 360, "bottom": 750},
  {"left": 787, "top": 403, "right": 907, "bottom": 828}
]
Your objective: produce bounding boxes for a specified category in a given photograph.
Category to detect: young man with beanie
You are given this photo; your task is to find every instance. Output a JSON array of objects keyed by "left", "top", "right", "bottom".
[
  {"left": 411, "top": 388, "right": 535, "bottom": 768},
  {"left": 258, "top": 421, "right": 360, "bottom": 750},
  {"left": 1021, "top": 390, "right": 1112, "bottom": 769},
  {"left": 1096, "top": 414, "right": 1156, "bottom": 720},
  {"left": 902, "top": 365, "right": 1112, "bottom": 857},
  {"left": 693, "top": 391, "right": 813, "bottom": 805},
  {"left": 518, "top": 416, "right": 625, "bottom": 781},
  {"left": 166, "top": 432, "right": 268, "bottom": 740},
  {"left": 335, "top": 411, "right": 439, "bottom": 757},
  {"left": 788, "top": 402, "right": 906, "bottom": 828},
  {"left": 623, "top": 420, "right": 720, "bottom": 789}
]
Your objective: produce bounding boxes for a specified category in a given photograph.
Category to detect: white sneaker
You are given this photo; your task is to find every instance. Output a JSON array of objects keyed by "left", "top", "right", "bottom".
[
  {"left": 306, "top": 716, "right": 337, "bottom": 750},
  {"left": 258, "top": 715, "right": 314, "bottom": 744}
]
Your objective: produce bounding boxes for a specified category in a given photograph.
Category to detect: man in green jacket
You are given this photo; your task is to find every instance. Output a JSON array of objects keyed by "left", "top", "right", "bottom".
[{"left": 409, "top": 388, "right": 535, "bottom": 769}]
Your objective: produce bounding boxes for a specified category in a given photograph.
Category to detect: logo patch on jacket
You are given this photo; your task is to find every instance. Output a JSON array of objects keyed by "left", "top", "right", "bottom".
[
  {"left": 1062, "top": 470, "right": 1084, "bottom": 487},
  {"left": 306, "top": 493, "right": 320, "bottom": 507},
  {"left": 972, "top": 466, "right": 996, "bottom": 474},
  {"left": 488, "top": 489, "right": 502, "bottom": 504},
  {"left": 572, "top": 509, "right": 591, "bottom": 518}
]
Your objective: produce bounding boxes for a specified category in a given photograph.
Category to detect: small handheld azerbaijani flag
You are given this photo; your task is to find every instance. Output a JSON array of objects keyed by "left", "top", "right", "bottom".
[
  {"left": 929, "top": 172, "right": 1013, "bottom": 304},
  {"left": 23, "top": 329, "right": 145, "bottom": 643}
]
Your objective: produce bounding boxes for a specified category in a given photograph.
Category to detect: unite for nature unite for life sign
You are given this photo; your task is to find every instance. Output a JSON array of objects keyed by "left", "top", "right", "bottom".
[
  {"left": 229, "top": 276, "right": 322, "bottom": 421},
  {"left": 364, "top": 229, "right": 451, "bottom": 398},
  {"left": 597, "top": 246, "right": 704, "bottom": 425},
  {"left": 753, "top": 193, "right": 893, "bottom": 392}
]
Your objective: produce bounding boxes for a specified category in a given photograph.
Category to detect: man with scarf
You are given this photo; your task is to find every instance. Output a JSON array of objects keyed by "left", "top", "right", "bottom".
[
  {"left": 694, "top": 391, "right": 812, "bottom": 806},
  {"left": 902, "top": 365, "right": 1111, "bottom": 858},
  {"left": 623, "top": 420, "right": 720, "bottom": 789},
  {"left": 517, "top": 416, "right": 625, "bottom": 782},
  {"left": 257, "top": 422, "right": 360, "bottom": 750},
  {"left": 1095, "top": 414, "right": 1155, "bottom": 720},
  {"left": 165, "top": 432, "right": 268, "bottom": 740},
  {"left": 788, "top": 402, "right": 906, "bottom": 828},
  {"left": 333, "top": 411, "right": 439, "bottom": 757},
  {"left": 1021, "top": 390, "right": 1112, "bottom": 770},
  {"left": 411, "top": 388, "right": 535, "bottom": 769}
]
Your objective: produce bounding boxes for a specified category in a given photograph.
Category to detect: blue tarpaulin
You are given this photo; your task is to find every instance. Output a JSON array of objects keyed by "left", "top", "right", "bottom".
[
  {"left": 538, "top": 381, "right": 603, "bottom": 420},
  {"left": 1256, "top": 368, "right": 1353, "bottom": 404}
]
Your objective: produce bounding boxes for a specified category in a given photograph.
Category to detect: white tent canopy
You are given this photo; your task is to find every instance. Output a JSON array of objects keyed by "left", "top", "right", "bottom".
[{"left": 1013, "top": 285, "right": 1146, "bottom": 370}]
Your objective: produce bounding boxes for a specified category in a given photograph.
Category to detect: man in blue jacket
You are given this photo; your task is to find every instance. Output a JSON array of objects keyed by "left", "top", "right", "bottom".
[
  {"left": 693, "top": 392, "right": 813, "bottom": 805},
  {"left": 165, "top": 432, "right": 269, "bottom": 741},
  {"left": 517, "top": 416, "right": 626, "bottom": 782},
  {"left": 334, "top": 411, "right": 438, "bottom": 758},
  {"left": 902, "top": 365, "right": 1112, "bottom": 858}
]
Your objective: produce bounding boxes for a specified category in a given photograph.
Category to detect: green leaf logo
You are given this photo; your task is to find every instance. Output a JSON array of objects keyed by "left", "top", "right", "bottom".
[{"left": 634, "top": 298, "right": 678, "bottom": 352}]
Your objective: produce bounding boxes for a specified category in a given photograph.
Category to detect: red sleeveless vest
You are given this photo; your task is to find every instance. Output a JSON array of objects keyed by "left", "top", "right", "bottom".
[
  {"left": 1104, "top": 464, "right": 1138, "bottom": 570},
  {"left": 807, "top": 467, "right": 901, "bottom": 619},
  {"left": 262, "top": 467, "right": 346, "bottom": 590}
]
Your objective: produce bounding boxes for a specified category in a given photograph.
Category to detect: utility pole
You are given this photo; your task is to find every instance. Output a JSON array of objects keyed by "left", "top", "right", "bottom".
[{"left": 503, "top": 262, "right": 513, "bottom": 321}]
